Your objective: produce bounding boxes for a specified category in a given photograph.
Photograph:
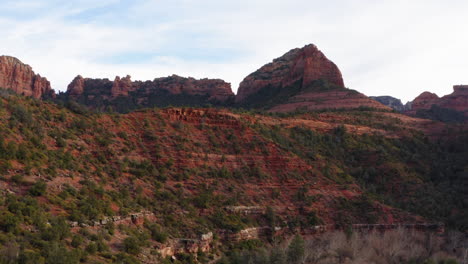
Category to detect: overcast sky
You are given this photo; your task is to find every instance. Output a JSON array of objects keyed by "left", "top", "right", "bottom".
[{"left": 1, "top": 0, "right": 467, "bottom": 102}]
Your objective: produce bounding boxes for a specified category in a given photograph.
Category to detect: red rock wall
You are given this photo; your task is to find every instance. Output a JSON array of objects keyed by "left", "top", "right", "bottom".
[{"left": 0, "top": 56, "right": 54, "bottom": 99}]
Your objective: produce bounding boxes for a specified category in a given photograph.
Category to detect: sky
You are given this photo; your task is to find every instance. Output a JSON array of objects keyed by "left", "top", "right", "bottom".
[{"left": 1, "top": 0, "right": 467, "bottom": 102}]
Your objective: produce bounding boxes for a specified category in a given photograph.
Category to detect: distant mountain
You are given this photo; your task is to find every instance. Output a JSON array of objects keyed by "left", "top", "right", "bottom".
[{"left": 370, "top": 96, "right": 411, "bottom": 111}]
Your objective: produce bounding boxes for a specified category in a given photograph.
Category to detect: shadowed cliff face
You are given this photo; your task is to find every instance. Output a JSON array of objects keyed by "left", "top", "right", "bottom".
[
  {"left": 0, "top": 56, "right": 55, "bottom": 99},
  {"left": 235, "top": 44, "right": 390, "bottom": 112}
]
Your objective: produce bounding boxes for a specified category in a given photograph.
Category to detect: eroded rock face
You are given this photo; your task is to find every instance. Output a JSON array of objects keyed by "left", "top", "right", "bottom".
[
  {"left": 111, "top": 75, "right": 134, "bottom": 97},
  {"left": 236, "top": 44, "right": 345, "bottom": 103},
  {"left": 0, "top": 56, "right": 54, "bottom": 99},
  {"left": 67, "top": 75, "right": 85, "bottom": 98}
]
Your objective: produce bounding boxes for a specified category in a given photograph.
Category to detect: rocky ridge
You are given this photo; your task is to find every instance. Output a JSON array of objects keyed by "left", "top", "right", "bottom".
[{"left": 0, "top": 56, "right": 54, "bottom": 99}]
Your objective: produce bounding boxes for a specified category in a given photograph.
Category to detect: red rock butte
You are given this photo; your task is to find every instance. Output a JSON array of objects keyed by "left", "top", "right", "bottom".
[
  {"left": 410, "top": 85, "right": 468, "bottom": 115},
  {"left": 0, "top": 56, "right": 54, "bottom": 99},
  {"left": 235, "top": 44, "right": 390, "bottom": 112},
  {"left": 236, "top": 44, "right": 345, "bottom": 103}
]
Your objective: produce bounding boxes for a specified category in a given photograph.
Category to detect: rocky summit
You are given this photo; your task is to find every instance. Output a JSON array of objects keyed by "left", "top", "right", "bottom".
[
  {"left": 0, "top": 56, "right": 54, "bottom": 99},
  {"left": 235, "top": 44, "right": 390, "bottom": 111}
]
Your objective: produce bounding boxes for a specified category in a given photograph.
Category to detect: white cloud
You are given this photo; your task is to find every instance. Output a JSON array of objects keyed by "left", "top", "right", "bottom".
[{"left": 1, "top": 0, "right": 467, "bottom": 102}]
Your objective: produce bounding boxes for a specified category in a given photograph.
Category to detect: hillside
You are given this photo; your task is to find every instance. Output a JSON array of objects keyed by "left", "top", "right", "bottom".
[{"left": 0, "top": 89, "right": 466, "bottom": 263}]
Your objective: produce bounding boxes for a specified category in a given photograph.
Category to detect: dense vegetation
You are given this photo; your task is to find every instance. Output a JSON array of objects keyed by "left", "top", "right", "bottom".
[
  {"left": 252, "top": 121, "right": 468, "bottom": 230},
  {"left": 416, "top": 105, "right": 467, "bottom": 123}
]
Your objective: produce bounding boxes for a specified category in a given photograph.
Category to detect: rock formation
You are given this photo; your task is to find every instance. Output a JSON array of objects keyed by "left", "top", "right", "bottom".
[
  {"left": 144, "top": 75, "right": 234, "bottom": 102},
  {"left": 64, "top": 74, "right": 234, "bottom": 111},
  {"left": 67, "top": 75, "right": 86, "bottom": 98},
  {"left": 111, "top": 75, "right": 134, "bottom": 97},
  {"left": 0, "top": 56, "right": 54, "bottom": 99},
  {"left": 236, "top": 44, "right": 344, "bottom": 103},
  {"left": 235, "top": 44, "right": 390, "bottom": 112},
  {"left": 410, "top": 86, "right": 468, "bottom": 117}
]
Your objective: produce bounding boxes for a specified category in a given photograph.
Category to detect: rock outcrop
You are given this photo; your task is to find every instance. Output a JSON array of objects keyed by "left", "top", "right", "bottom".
[
  {"left": 235, "top": 44, "right": 390, "bottom": 112},
  {"left": 111, "top": 75, "right": 134, "bottom": 97},
  {"left": 64, "top": 74, "right": 234, "bottom": 112},
  {"left": 409, "top": 86, "right": 468, "bottom": 117},
  {"left": 67, "top": 75, "right": 86, "bottom": 98},
  {"left": 0, "top": 56, "right": 54, "bottom": 99}
]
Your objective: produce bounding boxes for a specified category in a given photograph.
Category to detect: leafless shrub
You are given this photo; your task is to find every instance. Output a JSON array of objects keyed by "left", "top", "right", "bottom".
[
  {"left": 223, "top": 229, "right": 467, "bottom": 264},
  {"left": 300, "top": 228, "right": 467, "bottom": 264}
]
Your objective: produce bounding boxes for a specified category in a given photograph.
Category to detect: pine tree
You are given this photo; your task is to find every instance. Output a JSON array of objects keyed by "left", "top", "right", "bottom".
[{"left": 287, "top": 235, "right": 305, "bottom": 264}]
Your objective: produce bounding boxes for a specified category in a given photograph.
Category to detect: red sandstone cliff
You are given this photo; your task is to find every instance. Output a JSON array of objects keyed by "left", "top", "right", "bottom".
[
  {"left": 0, "top": 56, "right": 54, "bottom": 99},
  {"left": 67, "top": 75, "right": 86, "bottom": 98}
]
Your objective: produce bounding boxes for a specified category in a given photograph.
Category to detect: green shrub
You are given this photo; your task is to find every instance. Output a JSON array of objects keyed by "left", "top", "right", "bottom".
[
  {"left": 287, "top": 235, "right": 305, "bottom": 264},
  {"left": 29, "top": 180, "right": 47, "bottom": 196},
  {"left": 123, "top": 236, "right": 141, "bottom": 255}
]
